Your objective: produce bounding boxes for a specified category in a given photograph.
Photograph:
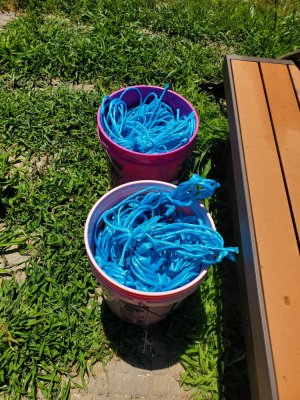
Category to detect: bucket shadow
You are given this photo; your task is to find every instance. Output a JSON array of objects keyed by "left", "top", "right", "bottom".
[
  {"left": 101, "top": 288, "right": 207, "bottom": 371},
  {"left": 99, "top": 139, "right": 250, "bottom": 397}
]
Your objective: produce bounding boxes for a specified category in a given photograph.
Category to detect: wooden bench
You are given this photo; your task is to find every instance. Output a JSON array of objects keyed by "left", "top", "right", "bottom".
[{"left": 223, "top": 55, "right": 300, "bottom": 400}]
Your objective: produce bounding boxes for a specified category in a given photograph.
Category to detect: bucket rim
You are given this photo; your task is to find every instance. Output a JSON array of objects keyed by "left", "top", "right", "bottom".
[
  {"left": 84, "top": 180, "right": 215, "bottom": 300},
  {"left": 97, "top": 85, "right": 199, "bottom": 158}
]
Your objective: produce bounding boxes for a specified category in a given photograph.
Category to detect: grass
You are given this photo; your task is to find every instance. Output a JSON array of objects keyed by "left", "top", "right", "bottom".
[
  {"left": 0, "top": 87, "right": 111, "bottom": 399},
  {"left": 0, "top": 0, "right": 299, "bottom": 399}
]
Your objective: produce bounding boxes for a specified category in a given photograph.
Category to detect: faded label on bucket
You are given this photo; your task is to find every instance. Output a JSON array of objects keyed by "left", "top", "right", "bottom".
[
  {"left": 119, "top": 301, "right": 149, "bottom": 325},
  {"left": 118, "top": 300, "right": 182, "bottom": 325}
]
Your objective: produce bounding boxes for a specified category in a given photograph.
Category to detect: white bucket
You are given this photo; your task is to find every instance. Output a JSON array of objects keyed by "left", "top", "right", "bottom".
[{"left": 84, "top": 180, "right": 216, "bottom": 325}]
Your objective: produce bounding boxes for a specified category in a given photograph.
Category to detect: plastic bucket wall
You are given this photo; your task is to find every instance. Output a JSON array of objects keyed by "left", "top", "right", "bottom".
[
  {"left": 84, "top": 181, "right": 215, "bottom": 325},
  {"left": 97, "top": 85, "right": 199, "bottom": 186}
]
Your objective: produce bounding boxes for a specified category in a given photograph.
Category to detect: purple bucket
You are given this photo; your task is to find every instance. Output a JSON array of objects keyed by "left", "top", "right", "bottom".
[{"left": 97, "top": 85, "right": 199, "bottom": 186}]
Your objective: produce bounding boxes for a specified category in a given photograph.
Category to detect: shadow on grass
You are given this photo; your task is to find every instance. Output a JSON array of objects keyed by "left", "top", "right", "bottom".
[
  {"left": 101, "top": 289, "right": 206, "bottom": 371},
  {"left": 209, "top": 141, "right": 251, "bottom": 399}
]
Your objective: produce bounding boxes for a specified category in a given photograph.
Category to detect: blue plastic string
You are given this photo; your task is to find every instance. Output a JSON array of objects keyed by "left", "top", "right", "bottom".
[
  {"left": 99, "top": 84, "right": 196, "bottom": 153},
  {"left": 93, "top": 174, "right": 238, "bottom": 292}
]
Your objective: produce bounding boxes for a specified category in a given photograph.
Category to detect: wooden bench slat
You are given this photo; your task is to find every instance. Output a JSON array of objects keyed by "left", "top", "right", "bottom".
[
  {"left": 231, "top": 59, "right": 300, "bottom": 400},
  {"left": 289, "top": 64, "right": 300, "bottom": 104},
  {"left": 260, "top": 63, "right": 300, "bottom": 243}
]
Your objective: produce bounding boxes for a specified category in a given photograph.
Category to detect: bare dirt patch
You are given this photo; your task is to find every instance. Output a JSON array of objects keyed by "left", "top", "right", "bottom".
[{"left": 0, "top": 11, "right": 16, "bottom": 30}]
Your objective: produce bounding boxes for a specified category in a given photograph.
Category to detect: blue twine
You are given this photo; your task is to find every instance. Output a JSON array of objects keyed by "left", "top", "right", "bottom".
[
  {"left": 99, "top": 84, "right": 196, "bottom": 153},
  {"left": 93, "top": 174, "right": 238, "bottom": 292}
]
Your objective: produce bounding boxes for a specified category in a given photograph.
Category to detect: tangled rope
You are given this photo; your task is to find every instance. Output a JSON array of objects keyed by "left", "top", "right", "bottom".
[
  {"left": 93, "top": 175, "right": 238, "bottom": 292},
  {"left": 99, "top": 84, "right": 195, "bottom": 153}
]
